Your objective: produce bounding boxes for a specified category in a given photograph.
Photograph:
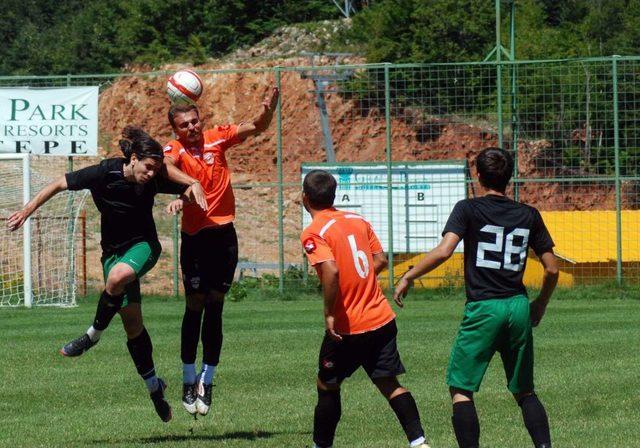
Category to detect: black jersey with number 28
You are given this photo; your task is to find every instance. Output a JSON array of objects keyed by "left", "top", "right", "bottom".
[
  {"left": 65, "top": 158, "right": 186, "bottom": 256},
  {"left": 442, "top": 195, "right": 555, "bottom": 302}
]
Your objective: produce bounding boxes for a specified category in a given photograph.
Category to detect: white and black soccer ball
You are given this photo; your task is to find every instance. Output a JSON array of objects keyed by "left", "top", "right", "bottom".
[{"left": 167, "top": 70, "right": 203, "bottom": 105}]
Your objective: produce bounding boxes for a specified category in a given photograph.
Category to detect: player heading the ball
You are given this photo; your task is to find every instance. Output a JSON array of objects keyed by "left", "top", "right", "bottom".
[{"left": 7, "top": 126, "right": 206, "bottom": 423}]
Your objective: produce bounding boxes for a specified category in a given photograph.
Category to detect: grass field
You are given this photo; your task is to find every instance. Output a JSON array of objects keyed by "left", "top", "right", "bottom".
[{"left": 0, "top": 289, "right": 639, "bottom": 448}]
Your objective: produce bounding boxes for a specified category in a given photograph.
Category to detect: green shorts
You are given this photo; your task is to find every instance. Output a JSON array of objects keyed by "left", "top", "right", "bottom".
[
  {"left": 446, "top": 294, "right": 534, "bottom": 394},
  {"left": 101, "top": 240, "right": 161, "bottom": 307}
]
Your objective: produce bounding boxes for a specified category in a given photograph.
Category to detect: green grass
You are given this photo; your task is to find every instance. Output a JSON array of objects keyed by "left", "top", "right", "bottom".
[{"left": 0, "top": 292, "right": 639, "bottom": 448}]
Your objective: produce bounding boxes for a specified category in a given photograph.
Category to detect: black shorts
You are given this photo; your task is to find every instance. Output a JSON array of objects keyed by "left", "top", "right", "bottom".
[
  {"left": 318, "top": 319, "right": 406, "bottom": 385},
  {"left": 180, "top": 223, "right": 239, "bottom": 295}
]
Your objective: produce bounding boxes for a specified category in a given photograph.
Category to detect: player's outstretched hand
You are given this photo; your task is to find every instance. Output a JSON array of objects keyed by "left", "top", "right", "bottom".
[
  {"left": 393, "top": 276, "right": 412, "bottom": 308},
  {"left": 530, "top": 298, "right": 548, "bottom": 327},
  {"left": 7, "top": 209, "right": 29, "bottom": 232},
  {"left": 325, "top": 315, "right": 343, "bottom": 342},
  {"left": 254, "top": 87, "right": 279, "bottom": 133},
  {"left": 190, "top": 182, "right": 208, "bottom": 211},
  {"left": 264, "top": 87, "right": 279, "bottom": 113},
  {"left": 166, "top": 199, "right": 184, "bottom": 215}
]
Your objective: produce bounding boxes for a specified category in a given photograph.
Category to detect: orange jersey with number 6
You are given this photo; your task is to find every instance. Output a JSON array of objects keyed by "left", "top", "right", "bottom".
[
  {"left": 163, "top": 125, "right": 243, "bottom": 235},
  {"left": 301, "top": 208, "right": 395, "bottom": 335}
]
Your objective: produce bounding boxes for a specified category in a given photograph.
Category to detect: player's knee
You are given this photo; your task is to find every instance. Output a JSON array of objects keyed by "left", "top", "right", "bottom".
[
  {"left": 206, "top": 290, "right": 225, "bottom": 303},
  {"left": 450, "top": 387, "right": 474, "bottom": 403},
  {"left": 317, "top": 377, "right": 340, "bottom": 392},
  {"left": 373, "top": 376, "right": 405, "bottom": 399},
  {"left": 316, "top": 386, "right": 341, "bottom": 418},
  {"left": 186, "top": 293, "right": 206, "bottom": 311},
  {"left": 122, "top": 317, "right": 143, "bottom": 339},
  {"left": 515, "top": 391, "right": 535, "bottom": 406},
  {"left": 106, "top": 266, "right": 135, "bottom": 294}
]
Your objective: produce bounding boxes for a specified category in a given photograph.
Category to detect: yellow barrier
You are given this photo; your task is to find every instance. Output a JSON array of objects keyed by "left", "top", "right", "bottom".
[{"left": 380, "top": 210, "right": 640, "bottom": 289}]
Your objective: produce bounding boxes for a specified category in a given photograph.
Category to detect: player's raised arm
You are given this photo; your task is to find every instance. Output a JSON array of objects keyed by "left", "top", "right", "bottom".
[
  {"left": 318, "top": 260, "right": 342, "bottom": 342},
  {"left": 393, "top": 232, "right": 461, "bottom": 307},
  {"left": 236, "top": 87, "right": 279, "bottom": 140},
  {"left": 7, "top": 175, "right": 68, "bottom": 231},
  {"left": 529, "top": 251, "right": 559, "bottom": 327}
]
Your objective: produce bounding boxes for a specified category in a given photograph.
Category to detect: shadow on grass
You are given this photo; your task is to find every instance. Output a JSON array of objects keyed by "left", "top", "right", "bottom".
[{"left": 90, "top": 429, "right": 310, "bottom": 445}]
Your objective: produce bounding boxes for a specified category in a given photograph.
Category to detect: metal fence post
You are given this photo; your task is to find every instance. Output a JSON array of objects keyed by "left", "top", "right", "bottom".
[
  {"left": 276, "top": 67, "right": 285, "bottom": 293},
  {"left": 384, "top": 64, "right": 394, "bottom": 290},
  {"left": 612, "top": 56, "right": 623, "bottom": 286},
  {"left": 66, "top": 74, "right": 76, "bottom": 301},
  {"left": 495, "top": 0, "right": 504, "bottom": 149}
]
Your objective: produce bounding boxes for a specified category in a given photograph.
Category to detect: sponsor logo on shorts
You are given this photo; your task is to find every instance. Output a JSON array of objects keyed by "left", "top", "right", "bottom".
[
  {"left": 322, "top": 359, "right": 334, "bottom": 369},
  {"left": 190, "top": 276, "right": 201, "bottom": 289},
  {"left": 128, "top": 259, "right": 140, "bottom": 266},
  {"left": 304, "top": 238, "right": 316, "bottom": 254}
]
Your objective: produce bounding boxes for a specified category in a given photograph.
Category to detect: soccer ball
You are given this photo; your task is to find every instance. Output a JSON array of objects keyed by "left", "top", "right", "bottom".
[{"left": 167, "top": 70, "right": 203, "bottom": 105}]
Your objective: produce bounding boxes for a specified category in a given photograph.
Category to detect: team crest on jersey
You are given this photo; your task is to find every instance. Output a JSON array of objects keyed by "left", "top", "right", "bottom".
[
  {"left": 303, "top": 238, "right": 316, "bottom": 254},
  {"left": 203, "top": 152, "right": 215, "bottom": 165}
]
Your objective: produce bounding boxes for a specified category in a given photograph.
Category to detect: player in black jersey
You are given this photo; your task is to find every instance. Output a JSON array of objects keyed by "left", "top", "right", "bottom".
[
  {"left": 7, "top": 126, "right": 206, "bottom": 422},
  {"left": 394, "top": 148, "right": 559, "bottom": 448}
]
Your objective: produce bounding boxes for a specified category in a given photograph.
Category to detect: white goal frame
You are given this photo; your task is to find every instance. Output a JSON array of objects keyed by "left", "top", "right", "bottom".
[{"left": 0, "top": 153, "right": 33, "bottom": 307}]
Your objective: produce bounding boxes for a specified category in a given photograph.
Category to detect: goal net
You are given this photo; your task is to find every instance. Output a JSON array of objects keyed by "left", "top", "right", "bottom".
[{"left": 0, "top": 154, "right": 88, "bottom": 307}]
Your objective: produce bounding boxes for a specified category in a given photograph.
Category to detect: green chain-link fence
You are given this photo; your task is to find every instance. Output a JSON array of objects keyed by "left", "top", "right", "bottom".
[{"left": 1, "top": 56, "right": 639, "bottom": 303}]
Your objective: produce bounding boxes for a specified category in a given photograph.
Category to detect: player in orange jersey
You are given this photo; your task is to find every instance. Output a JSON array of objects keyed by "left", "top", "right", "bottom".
[
  {"left": 163, "top": 87, "right": 278, "bottom": 416},
  {"left": 301, "top": 170, "right": 430, "bottom": 448}
]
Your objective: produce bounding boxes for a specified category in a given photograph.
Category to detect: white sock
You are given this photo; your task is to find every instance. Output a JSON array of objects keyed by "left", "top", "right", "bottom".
[
  {"left": 410, "top": 436, "right": 426, "bottom": 447},
  {"left": 86, "top": 326, "right": 102, "bottom": 342}
]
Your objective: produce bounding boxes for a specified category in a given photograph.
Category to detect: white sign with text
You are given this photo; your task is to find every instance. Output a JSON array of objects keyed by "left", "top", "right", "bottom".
[{"left": 0, "top": 86, "right": 98, "bottom": 155}]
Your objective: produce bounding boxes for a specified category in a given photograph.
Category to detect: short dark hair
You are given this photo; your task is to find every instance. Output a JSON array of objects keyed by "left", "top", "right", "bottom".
[
  {"left": 118, "top": 126, "right": 163, "bottom": 162},
  {"left": 476, "top": 147, "right": 514, "bottom": 192},
  {"left": 303, "top": 170, "right": 337, "bottom": 209},
  {"left": 168, "top": 104, "right": 199, "bottom": 128}
]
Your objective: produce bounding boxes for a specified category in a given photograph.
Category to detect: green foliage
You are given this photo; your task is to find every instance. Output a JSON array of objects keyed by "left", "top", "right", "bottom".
[
  {"left": 1, "top": 0, "right": 339, "bottom": 75},
  {"left": 228, "top": 266, "right": 321, "bottom": 302}
]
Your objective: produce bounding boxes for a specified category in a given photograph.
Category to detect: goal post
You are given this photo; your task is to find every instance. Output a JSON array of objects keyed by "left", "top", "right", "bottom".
[{"left": 0, "top": 154, "right": 87, "bottom": 307}]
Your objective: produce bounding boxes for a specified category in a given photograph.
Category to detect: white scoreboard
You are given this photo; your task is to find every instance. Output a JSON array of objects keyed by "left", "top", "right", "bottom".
[{"left": 301, "top": 162, "right": 467, "bottom": 253}]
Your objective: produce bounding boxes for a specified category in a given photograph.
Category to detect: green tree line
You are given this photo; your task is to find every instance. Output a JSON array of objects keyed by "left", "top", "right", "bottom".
[
  {"left": 0, "top": 0, "right": 339, "bottom": 75},
  {"left": 341, "top": 0, "right": 640, "bottom": 176}
]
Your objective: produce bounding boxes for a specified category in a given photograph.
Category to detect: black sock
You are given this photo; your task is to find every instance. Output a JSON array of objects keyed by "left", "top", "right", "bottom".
[
  {"left": 126, "top": 327, "right": 155, "bottom": 379},
  {"left": 181, "top": 307, "right": 203, "bottom": 364},
  {"left": 452, "top": 401, "right": 480, "bottom": 448},
  {"left": 519, "top": 395, "right": 551, "bottom": 447},
  {"left": 92, "top": 290, "right": 124, "bottom": 331},
  {"left": 201, "top": 300, "right": 224, "bottom": 365},
  {"left": 313, "top": 388, "right": 341, "bottom": 448},
  {"left": 389, "top": 392, "right": 425, "bottom": 443}
]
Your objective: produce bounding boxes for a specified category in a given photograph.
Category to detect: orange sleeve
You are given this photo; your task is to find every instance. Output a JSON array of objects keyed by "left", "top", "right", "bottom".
[
  {"left": 163, "top": 140, "right": 182, "bottom": 164},
  {"left": 301, "top": 231, "right": 335, "bottom": 266},
  {"left": 212, "top": 125, "right": 244, "bottom": 151},
  {"left": 367, "top": 221, "right": 384, "bottom": 254}
]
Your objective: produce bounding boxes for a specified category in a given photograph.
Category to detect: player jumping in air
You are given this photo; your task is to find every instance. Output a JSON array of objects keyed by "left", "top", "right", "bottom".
[
  {"left": 394, "top": 147, "right": 558, "bottom": 448},
  {"left": 163, "top": 87, "right": 279, "bottom": 416},
  {"left": 301, "top": 169, "right": 430, "bottom": 448},
  {"left": 7, "top": 126, "right": 207, "bottom": 422}
]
